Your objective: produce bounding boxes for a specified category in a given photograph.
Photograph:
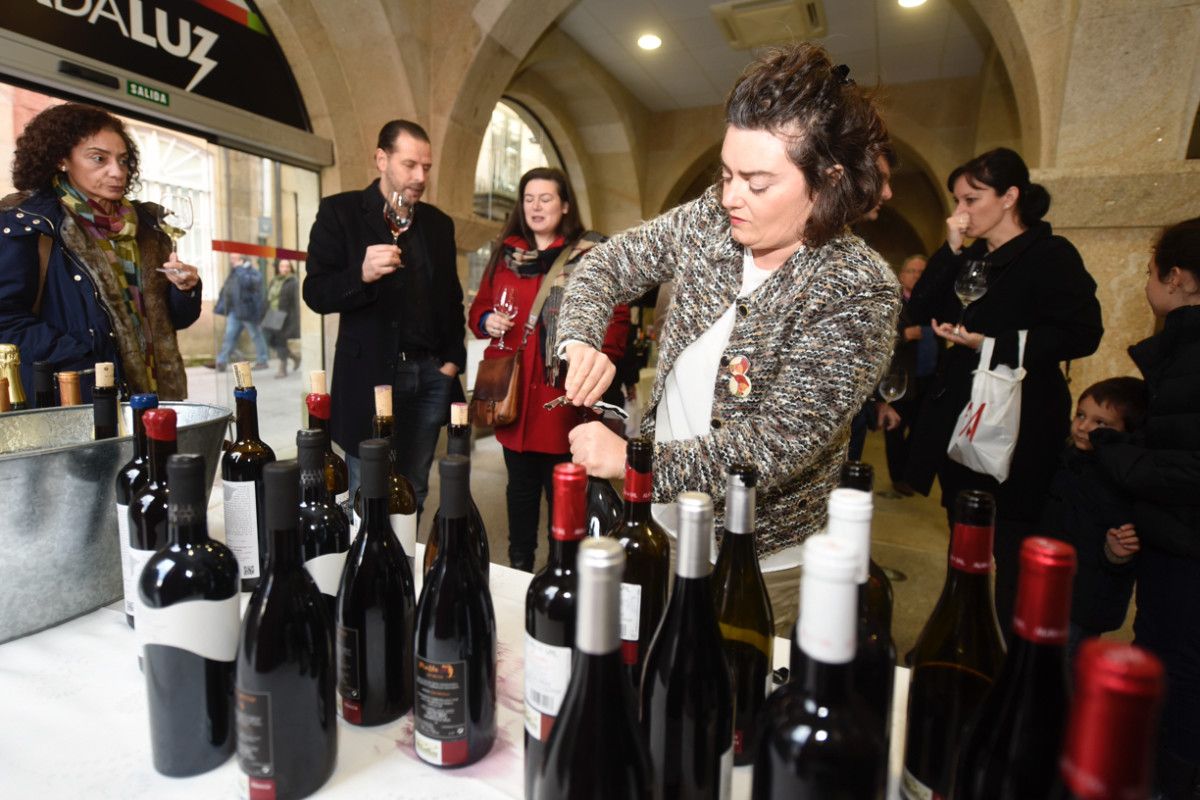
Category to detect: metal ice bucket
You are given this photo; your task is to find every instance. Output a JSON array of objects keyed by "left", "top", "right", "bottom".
[{"left": 0, "top": 402, "right": 231, "bottom": 643}]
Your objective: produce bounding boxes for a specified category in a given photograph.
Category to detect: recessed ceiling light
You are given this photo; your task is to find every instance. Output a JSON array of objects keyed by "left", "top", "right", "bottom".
[
  {"left": 637, "top": 33, "right": 662, "bottom": 51},
  {"left": 898, "top": 0, "right": 927, "bottom": 7}
]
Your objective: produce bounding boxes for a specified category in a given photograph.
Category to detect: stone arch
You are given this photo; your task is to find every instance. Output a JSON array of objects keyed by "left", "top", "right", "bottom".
[{"left": 656, "top": 142, "right": 721, "bottom": 214}]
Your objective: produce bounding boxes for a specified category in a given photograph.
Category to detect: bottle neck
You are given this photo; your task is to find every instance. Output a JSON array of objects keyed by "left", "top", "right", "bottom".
[
  {"left": 132, "top": 407, "right": 150, "bottom": 460},
  {"left": 299, "top": 455, "right": 331, "bottom": 505},
  {"left": 168, "top": 501, "right": 208, "bottom": 546},
  {"left": 797, "top": 656, "right": 855, "bottom": 703},
  {"left": 147, "top": 436, "right": 177, "bottom": 484},
  {"left": 622, "top": 465, "right": 652, "bottom": 524},
  {"left": 267, "top": 526, "right": 303, "bottom": 571},
  {"left": 361, "top": 494, "right": 391, "bottom": 534},
  {"left": 447, "top": 424, "right": 471, "bottom": 458},
  {"left": 576, "top": 563, "right": 621, "bottom": 656},
  {"left": 548, "top": 536, "right": 581, "bottom": 570},
  {"left": 235, "top": 396, "right": 261, "bottom": 441},
  {"left": 309, "top": 413, "right": 329, "bottom": 438}
]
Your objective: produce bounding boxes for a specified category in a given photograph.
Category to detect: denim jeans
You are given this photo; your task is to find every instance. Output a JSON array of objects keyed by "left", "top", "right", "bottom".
[
  {"left": 217, "top": 315, "right": 269, "bottom": 366},
  {"left": 392, "top": 356, "right": 455, "bottom": 512}
]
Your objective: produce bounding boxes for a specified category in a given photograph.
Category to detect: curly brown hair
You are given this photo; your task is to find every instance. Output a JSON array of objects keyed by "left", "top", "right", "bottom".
[
  {"left": 725, "top": 43, "right": 891, "bottom": 247},
  {"left": 11, "top": 102, "right": 140, "bottom": 194}
]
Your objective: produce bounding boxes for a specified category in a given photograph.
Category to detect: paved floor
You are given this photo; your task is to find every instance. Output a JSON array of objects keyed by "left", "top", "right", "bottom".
[{"left": 188, "top": 361, "right": 1134, "bottom": 658}]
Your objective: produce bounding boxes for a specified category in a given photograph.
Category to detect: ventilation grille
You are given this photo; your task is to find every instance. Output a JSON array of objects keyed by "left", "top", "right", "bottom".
[{"left": 711, "top": 0, "right": 828, "bottom": 50}]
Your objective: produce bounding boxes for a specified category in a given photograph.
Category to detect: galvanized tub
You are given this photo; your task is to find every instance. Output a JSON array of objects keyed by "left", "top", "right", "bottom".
[{"left": 0, "top": 402, "right": 231, "bottom": 643}]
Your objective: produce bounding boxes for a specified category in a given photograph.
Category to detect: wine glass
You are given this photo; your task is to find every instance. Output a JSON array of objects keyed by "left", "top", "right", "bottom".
[
  {"left": 492, "top": 286, "right": 518, "bottom": 351},
  {"left": 383, "top": 190, "right": 414, "bottom": 245},
  {"left": 878, "top": 368, "right": 907, "bottom": 404},
  {"left": 157, "top": 193, "right": 193, "bottom": 276},
  {"left": 953, "top": 260, "right": 989, "bottom": 334}
]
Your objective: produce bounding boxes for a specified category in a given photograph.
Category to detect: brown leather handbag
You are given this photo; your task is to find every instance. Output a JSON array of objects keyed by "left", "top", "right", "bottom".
[{"left": 471, "top": 247, "right": 573, "bottom": 428}]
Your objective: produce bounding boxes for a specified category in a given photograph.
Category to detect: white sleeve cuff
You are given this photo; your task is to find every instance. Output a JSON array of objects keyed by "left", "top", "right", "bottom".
[{"left": 557, "top": 339, "right": 585, "bottom": 360}]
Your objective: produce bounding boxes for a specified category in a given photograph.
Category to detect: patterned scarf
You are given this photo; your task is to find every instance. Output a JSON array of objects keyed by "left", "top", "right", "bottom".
[{"left": 53, "top": 174, "right": 157, "bottom": 391}]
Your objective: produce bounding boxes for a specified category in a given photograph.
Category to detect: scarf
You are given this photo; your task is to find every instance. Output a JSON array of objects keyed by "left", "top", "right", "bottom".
[
  {"left": 500, "top": 235, "right": 571, "bottom": 382},
  {"left": 53, "top": 174, "right": 158, "bottom": 391}
]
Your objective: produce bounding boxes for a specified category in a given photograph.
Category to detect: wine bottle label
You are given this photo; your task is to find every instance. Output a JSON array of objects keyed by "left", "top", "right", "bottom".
[
  {"left": 223, "top": 480, "right": 261, "bottom": 580},
  {"left": 900, "top": 768, "right": 944, "bottom": 800},
  {"left": 116, "top": 502, "right": 133, "bottom": 616},
  {"left": 335, "top": 490, "right": 350, "bottom": 507},
  {"left": 619, "top": 582, "right": 642, "bottom": 665},
  {"left": 304, "top": 551, "right": 347, "bottom": 597},
  {"left": 236, "top": 689, "right": 275, "bottom": 780},
  {"left": 138, "top": 594, "right": 240, "bottom": 661},
  {"left": 128, "top": 546, "right": 156, "bottom": 621},
  {"left": 414, "top": 657, "right": 469, "bottom": 766},
  {"left": 719, "top": 745, "right": 733, "bottom": 800},
  {"left": 392, "top": 512, "right": 416, "bottom": 558},
  {"left": 337, "top": 625, "right": 362, "bottom": 723},
  {"left": 524, "top": 633, "right": 572, "bottom": 741}
]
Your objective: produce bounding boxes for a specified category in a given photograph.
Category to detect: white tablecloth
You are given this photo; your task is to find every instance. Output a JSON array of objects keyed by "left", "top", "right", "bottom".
[{"left": 0, "top": 542, "right": 908, "bottom": 798}]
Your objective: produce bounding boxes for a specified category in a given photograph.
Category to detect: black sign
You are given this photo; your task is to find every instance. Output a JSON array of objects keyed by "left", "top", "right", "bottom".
[{"left": 0, "top": 0, "right": 310, "bottom": 130}]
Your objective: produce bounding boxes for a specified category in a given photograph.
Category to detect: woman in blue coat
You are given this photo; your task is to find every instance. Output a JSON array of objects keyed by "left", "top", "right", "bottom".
[{"left": 0, "top": 103, "right": 201, "bottom": 400}]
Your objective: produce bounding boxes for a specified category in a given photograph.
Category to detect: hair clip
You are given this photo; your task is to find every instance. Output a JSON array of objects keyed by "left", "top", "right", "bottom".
[{"left": 833, "top": 64, "right": 854, "bottom": 86}]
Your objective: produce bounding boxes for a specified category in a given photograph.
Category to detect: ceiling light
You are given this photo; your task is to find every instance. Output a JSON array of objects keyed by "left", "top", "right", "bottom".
[
  {"left": 637, "top": 33, "right": 662, "bottom": 50},
  {"left": 898, "top": 0, "right": 927, "bottom": 7}
]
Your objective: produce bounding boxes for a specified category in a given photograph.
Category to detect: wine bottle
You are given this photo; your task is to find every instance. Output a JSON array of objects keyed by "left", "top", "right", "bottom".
[
  {"left": 93, "top": 362, "right": 119, "bottom": 439},
  {"left": 336, "top": 438, "right": 417, "bottom": 726},
  {"left": 129, "top": 407, "right": 177, "bottom": 628},
  {"left": 1048, "top": 641, "right": 1165, "bottom": 800},
  {"left": 838, "top": 461, "right": 894, "bottom": 632},
  {"left": 535, "top": 537, "right": 656, "bottom": 800},
  {"left": 117, "top": 393, "right": 159, "bottom": 628},
  {"left": 352, "top": 385, "right": 417, "bottom": 567},
  {"left": 236, "top": 460, "right": 337, "bottom": 800},
  {"left": 33, "top": 360, "right": 55, "bottom": 408},
  {"left": 58, "top": 369, "right": 81, "bottom": 405},
  {"left": 901, "top": 490, "right": 1006, "bottom": 800},
  {"left": 711, "top": 464, "right": 773, "bottom": 767},
  {"left": 953, "top": 537, "right": 1076, "bottom": 800},
  {"left": 525, "top": 462, "right": 588, "bottom": 797},
  {"left": 222, "top": 362, "right": 277, "bottom": 592},
  {"left": 139, "top": 453, "right": 239, "bottom": 777},
  {"left": 414, "top": 455, "right": 497, "bottom": 767},
  {"left": 587, "top": 476, "right": 622, "bottom": 539},
  {"left": 305, "top": 370, "right": 349, "bottom": 506},
  {"left": 0, "top": 343, "right": 29, "bottom": 410},
  {"left": 791, "top": 489, "right": 896, "bottom": 750},
  {"left": 641, "top": 491, "right": 733, "bottom": 800},
  {"left": 0, "top": 376, "right": 9, "bottom": 412},
  {"left": 298, "top": 428, "right": 351, "bottom": 623},
  {"left": 423, "top": 402, "right": 489, "bottom": 582},
  {"left": 753, "top": 534, "right": 887, "bottom": 799},
  {"left": 607, "top": 436, "right": 670, "bottom": 691}
]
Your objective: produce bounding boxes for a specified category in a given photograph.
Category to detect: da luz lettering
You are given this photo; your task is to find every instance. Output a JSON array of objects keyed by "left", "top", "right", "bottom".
[{"left": 36, "top": 0, "right": 219, "bottom": 92}]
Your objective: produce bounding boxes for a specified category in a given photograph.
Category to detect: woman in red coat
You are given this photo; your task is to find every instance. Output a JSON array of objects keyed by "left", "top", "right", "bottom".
[{"left": 469, "top": 167, "right": 629, "bottom": 571}]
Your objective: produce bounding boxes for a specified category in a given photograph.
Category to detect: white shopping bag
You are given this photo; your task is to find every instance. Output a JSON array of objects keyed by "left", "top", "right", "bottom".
[{"left": 946, "top": 330, "right": 1027, "bottom": 483}]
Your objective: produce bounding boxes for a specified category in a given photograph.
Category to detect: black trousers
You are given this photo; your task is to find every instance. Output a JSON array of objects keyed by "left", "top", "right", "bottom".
[{"left": 503, "top": 447, "right": 570, "bottom": 566}]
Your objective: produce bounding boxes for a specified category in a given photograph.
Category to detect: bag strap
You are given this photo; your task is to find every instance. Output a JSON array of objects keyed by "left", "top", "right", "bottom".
[
  {"left": 518, "top": 243, "right": 577, "bottom": 349},
  {"left": 977, "top": 336, "right": 996, "bottom": 370},
  {"left": 1016, "top": 329, "right": 1028, "bottom": 370},
  {"left": 32, "top": 234, "right": 51, "bottom": 316}
]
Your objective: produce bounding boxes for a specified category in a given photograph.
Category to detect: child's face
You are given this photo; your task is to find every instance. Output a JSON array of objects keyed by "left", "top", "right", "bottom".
[{"left": 1071, "top": 396, "right": 1126, "bottom": 451}]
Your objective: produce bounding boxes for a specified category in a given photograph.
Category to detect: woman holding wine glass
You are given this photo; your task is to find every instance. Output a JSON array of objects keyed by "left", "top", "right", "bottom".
[
  {"left": 0, "top": 103, "right": 201, "bottom": 400},
  {"left": 903, "top": 147, "right": 1103, "bottom": 637},
  {"left": 467, "top": 167, "right": 629, "bottom": 571}
]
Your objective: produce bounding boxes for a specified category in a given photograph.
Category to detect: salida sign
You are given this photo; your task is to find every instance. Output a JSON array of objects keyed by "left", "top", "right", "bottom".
[{"left": 0, "top": 0, "right": 309, "bottom": 130}]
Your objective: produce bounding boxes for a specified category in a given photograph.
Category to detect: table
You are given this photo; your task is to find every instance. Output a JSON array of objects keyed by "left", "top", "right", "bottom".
[{"left": 0, "top": 543, "right": 909, "bottom": 798}]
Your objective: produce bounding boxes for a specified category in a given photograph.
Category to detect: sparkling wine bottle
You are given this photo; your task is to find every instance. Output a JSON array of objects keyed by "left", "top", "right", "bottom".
[
  {"left": 222, "top": 362, "right": 277, "bottom": 591},
  {"left": 423, "top": 402, "right": 489, "bottom": 582},
  {"left": 535, "top": 538, "right": 656, "bottom": 800},
  {"left": 414, "top": 455, "right": 497, "bottom": 767},
  {"left": 901, "top": 490, "right": 1006, "bottom": 800},
  {"left": 953, "top": 537, "right": 1076, "bottom": 800},
  {"left": 641, "top": 492, "right": 733, "bottom": 800},
  {"left": 753, "top": 535, "right": 887, "bottom": 799},
  {"left": 305, "top": 370, "right": 348, "bottom": 506},
  {"left": 129, "top": 407, "right": 177, "bottom": 629},
  {"left": 298, "top": 428, "right": 351, "bottom": 623},
  {"left": 139, "top": 454, "right": 239, "bottom": 777},
  {"left": 607, "top": 436, "right": 670, "bottom": 692},
  {"left": 0, "top": 344, "right": 28, "bottom": 410},
  {"left": 117, "top": 393, "right": 158, "bottom": 628},
  {"left": 525, "top": 462, "right": 588, "bottom": 797},
  {"left": 235, "top": 460, "right": 337, "bottom": 800},
  {"left": 1048, "top": 641, "right": 1164, "bottom": 800},
  {"left": 335, "top": 438, "right": 416, "bottom": 725},
  {"left": 711, "top": 465, "right": 773, "bottom": 766}
]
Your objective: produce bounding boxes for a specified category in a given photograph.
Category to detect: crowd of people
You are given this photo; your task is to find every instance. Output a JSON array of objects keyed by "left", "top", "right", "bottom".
[{"left": 1, "top": 39, "right": 1197, "bottom": 798}]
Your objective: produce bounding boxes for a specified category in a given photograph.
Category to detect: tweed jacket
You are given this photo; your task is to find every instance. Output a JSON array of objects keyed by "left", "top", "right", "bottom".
[{"left": 556, "top": 186, "right": 900, "bottom": 554}]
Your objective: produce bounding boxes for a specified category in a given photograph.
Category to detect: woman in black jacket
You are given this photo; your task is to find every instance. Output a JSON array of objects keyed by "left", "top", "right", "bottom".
[
  {"left": 904, "top": 148, "right": 1103, "bottom": 637},
  {"left": 265, "top": 258, "right": 301, "bottom": 377},
  {"left": 1091, "top": 217, "right": 1200, "bottom": 798}
]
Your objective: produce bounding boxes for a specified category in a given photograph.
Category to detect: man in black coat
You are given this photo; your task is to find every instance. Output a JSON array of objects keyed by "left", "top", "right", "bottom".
[{"left": 303, "top": 120, "right": 466, "bottom": 509}]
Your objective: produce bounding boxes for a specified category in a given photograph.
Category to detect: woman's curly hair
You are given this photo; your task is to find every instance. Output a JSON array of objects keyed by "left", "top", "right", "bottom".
[
  {"left": 725, "top": 43, "right": 892, "bottom": 247},
  {"left": 11, "top": 102, "right": 140, "bottom": 195}
]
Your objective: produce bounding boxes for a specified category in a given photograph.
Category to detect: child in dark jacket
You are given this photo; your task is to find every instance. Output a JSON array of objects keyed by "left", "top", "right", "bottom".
[{"left": 1039, "top": 376, "right": 1146, "bottom": 659}]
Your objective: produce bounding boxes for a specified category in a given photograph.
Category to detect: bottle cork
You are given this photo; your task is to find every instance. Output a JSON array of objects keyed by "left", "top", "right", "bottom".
[
  {"left": 374, "top": 384, "right": 392, "bottom": 417},
  {"left": 95, "top": 362, "right": 115, "bottom": 388},
  {"left": 310, "top": 370, "right": 327, "bottom": 395},
  {"left": 58, "top": 371, "right": 82, "bottom": 406},
  {"left": 450, "top": 402, "right": 469, "bottom": 426},
  {"left": 0, "top": 377, "right": 9, "bottom": 412},
  {"left": 233, "top": 361, "right": 254, "bottom": 389}
]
